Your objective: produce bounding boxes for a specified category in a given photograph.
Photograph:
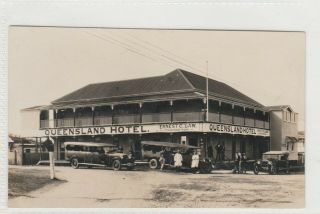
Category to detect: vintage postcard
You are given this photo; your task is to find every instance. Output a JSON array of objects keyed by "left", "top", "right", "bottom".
[
  {"left": 1, "top": 1, "right": 320, "bottom": 214},
  {"left": 7, "top": 27, "right": 305, "bottom": 208}
]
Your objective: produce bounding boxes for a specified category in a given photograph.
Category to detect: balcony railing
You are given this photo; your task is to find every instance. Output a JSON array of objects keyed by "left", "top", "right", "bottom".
[
  {"left": 56, "top": 118, "right": 74, "bottom": 128},
  {"left": 142, "top": 112, "right": 171, "bottom": 123},
  {"left": 41, "top": 119, "right": 50, "bottom": 128},
  {"left": 75, "top": 117, "right": 93, "bottom": 127},
  {"left": 94, "top": 116, "right": 112, "bottom": 125},
  {"left": 255, "top": 120, "right": 264, "bottom": 129},
  {"left": 264, "top": 121, "right": 270, "bottom": 129},
  {"left": 208, "top": 112, "right": 220, "bottom": 122},
  {"left": 220, "top": 114, "right": 233, "bottom": 124},
  {"left": 233, "top": 116, "right": 245, "bottom": 126},
  {"left": 113, "top": 114, "right": 140, "bottom": 124},
  {"left": 40, "top": 120, "right": 50, "bottom": 129},
  {"left": 45, "top": 110, "right": 270, "bottom": 129},
  {"left": 244, "top": 118, "right": 254, "bottom": 127},
  {"left": 172, "top": 111, "right": 204, "bottom": 122}
]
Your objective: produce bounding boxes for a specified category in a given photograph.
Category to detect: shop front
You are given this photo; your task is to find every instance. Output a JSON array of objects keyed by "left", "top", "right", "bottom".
[{"left": 43, "top": 122, "right": 270, "bottom": 161}]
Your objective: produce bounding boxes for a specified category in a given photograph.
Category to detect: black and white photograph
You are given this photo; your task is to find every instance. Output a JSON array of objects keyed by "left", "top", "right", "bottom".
[{"left": 7, "top": 27, "right": 305, "bottom": 208}]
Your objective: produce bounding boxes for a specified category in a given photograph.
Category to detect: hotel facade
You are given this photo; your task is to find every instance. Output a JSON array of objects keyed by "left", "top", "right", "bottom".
[{"left": 22, "top": 69, "right": 271, "bottom": 161}]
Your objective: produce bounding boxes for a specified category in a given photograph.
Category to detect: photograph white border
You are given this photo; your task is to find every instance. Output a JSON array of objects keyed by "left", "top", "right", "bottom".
[{"left": 1, "top": 0, "right": 320, "bottom": 213}]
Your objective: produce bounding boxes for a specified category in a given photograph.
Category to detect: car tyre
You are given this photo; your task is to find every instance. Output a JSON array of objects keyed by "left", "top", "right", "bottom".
[
  {"left": 112, "top": 159, "right": 121, "bottom": 171},
  {"left": 71, "top": 158, "right": 79, "bottom": 169},
  {"left": 203, "top": 164, "right": 212, "bottom": 174},
  {"left": 253, "top": 163, "right": 259, "bottom": 175},
  {"left": 149, "top": 159, "right": 158, "bottom": 169}
]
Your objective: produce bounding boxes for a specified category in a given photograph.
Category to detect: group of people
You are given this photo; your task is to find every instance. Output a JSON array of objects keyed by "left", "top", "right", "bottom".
[
  {"left": 234, "top": 152, "right": 248, "bottom": 173},
  {"left": 159, "top": 147, "right": 200, "bottom": 173}
]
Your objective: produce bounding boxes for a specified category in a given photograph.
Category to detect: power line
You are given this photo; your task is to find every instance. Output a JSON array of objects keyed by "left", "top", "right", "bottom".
[
  {"left": 103, "top": 31, "right": 205, "bottom": 73},
  {"left": 87, "top": 31, "right": 237, "bottom": 85},
  {"left": 86, "top": 30, "right": 277, "bottom": 99},
  {"left": 84, "top": 31, "right": 179, "bottom": 69},
  {"left": 104, "top": 31, "right": 238, "bottom": 84},
  {"left": 111, "top": 31, "right": 206, "bottom": 72}
]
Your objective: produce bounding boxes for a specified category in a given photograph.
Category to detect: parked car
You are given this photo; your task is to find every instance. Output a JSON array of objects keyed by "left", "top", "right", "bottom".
[
  {"left": 139, "top": 141, "right": 212, "bottom": 173},
  {"left": 253, "top": 151, "right": 290, "bottom": 175},
  {"left": 65, "top": 142, "right": 135, "bottom": 170}
]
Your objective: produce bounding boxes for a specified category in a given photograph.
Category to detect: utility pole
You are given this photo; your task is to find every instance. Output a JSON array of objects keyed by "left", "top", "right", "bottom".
[{"left": 206, "top": 60, "right": 209, "bottom": 122}]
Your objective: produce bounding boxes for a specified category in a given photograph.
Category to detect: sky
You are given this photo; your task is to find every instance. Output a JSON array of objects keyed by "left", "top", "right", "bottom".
[{"left": 9, "top": 27, "right": 305, "bottom": 134}]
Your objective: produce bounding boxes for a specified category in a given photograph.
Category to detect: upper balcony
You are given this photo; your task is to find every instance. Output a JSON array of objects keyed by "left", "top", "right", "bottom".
[{"left": 39, "top": 99, "right": 270, "bottom": 130}]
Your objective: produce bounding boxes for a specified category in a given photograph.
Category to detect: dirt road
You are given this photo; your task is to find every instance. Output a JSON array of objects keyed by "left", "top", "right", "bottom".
[{"left": 8, "top": 166, "right": 304, "bottom": 208}]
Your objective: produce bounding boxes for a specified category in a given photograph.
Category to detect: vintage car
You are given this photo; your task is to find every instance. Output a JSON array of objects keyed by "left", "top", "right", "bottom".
[
  {"left": 65, "top": 142, "right": 135, "bottom": 170},
  {"left": 253, "top": 151, "right": 290, "bottom": 175},
  {"left": 139, "top": 141, "right": 212, "bottom": 173}
]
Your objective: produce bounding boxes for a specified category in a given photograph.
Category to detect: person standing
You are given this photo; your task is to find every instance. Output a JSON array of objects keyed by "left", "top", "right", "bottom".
[
  {"left": 174, "top": 150, "right": 183, "bottom": 172},
  {"left": 159, "top": 147, "right": 166, "bottom": 170},
  {"left": 237, "top": 152, "right": 242, "bottom": 173},
  {"left": 221, "top": 144, "right": 225, "bottom": 161},
  {"left": 191, "top": 150, "right": 200, "bottom": 173},
  {"left": 234, "top": 152, "right": 242, "bottom": 173},
  {"left": 241, "top": 152, "right": 247, "bottom": 173},
  {"left": 215, "top": 143, "right": 222, "bottom": 161}
]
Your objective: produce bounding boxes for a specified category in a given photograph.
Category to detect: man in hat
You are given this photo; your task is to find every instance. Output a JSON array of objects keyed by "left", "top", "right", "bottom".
[{"left": 215, "top": 143, "right": 222, "bottom": 161}]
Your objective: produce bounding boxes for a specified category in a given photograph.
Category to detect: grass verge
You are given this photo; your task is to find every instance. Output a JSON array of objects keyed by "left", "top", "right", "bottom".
[{"left": 8, "top": 167, "right": 66, "bottom": 198}]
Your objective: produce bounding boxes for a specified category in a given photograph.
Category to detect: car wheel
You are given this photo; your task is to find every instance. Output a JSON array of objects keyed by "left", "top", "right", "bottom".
[
  {"left": 71, "top": 158, "right": 79, "bottom": 169},
  {"left": 253, "top": 164, "right": 259, "bottom": 175},
  {"left": 204, "top": 164, "right": 212, "bottom": 174},
  {"left": 112, "top": 159, "right": 121, "bottom": 171},
  {"left": 149, "top": 159, "right": 158, "bottom": 169}
]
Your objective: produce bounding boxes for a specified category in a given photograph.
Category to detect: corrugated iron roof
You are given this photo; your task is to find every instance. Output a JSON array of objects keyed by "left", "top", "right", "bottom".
[
  {"left": 52, "top": 69, "right": 263, "bottom": 107},
  {"left": 179, "top": 69, "right": 262, "bottom": 106}
]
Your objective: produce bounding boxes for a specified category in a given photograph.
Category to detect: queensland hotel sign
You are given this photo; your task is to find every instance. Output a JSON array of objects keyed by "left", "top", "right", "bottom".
[{"left": 43, "top": 122, "right": 269, "bottom": 137}]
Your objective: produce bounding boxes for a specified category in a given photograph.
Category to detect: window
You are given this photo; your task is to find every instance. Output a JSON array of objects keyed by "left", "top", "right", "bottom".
[
  {"left": 291, "top": 143, "right": 294, "bottom": 151},
  {"left": 66, "top": 145, "right": 84, "bottom": 151},
  {"left": 103, "top": 146, "right": 118, "bottom": 153},
  {"left": 89, "top": 146, "right": 98, "bottom": 152},
  {"left": 143, "top": 145, "right": 162, "bottom": 154}
]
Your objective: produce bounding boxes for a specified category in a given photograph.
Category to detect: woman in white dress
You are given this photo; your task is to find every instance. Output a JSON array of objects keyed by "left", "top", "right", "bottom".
[
  {"left": 174, "top": 150, "right": 183, "bottom": 172},
  {"left": 191, "top": 150, "right": 200, "bottom": 173}
]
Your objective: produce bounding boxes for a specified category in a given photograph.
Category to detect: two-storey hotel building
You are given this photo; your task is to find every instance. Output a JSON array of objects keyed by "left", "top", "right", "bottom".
[{"left": 34, "top": 69, "right": 270, "bottom": 161}]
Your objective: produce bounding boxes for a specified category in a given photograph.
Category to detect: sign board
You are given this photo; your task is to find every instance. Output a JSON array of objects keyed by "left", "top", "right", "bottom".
[
  {"left": 43, "top": 122, "right": 270, "bottom": 137},
  {"left": 203, "top": 123, "right": 270, "bottom": 137}
]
